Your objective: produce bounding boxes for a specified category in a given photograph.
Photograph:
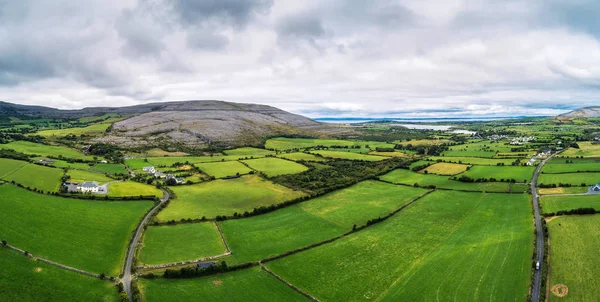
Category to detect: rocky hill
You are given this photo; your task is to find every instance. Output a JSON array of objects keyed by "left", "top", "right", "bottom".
[{"left": 557, "top": 106, "right": 600, "bottom": 119}]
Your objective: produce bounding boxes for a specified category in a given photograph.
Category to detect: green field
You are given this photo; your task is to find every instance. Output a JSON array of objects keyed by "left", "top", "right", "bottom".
[
  {"left": 221, "top": 181, "right": 428, "bottom": 264},
  {"left": 0, "top": 141, "right": 93, "bottom": 160},
  {"left": 265, "top": 137, "right": 394, "bottom": 150},
  {"left": 538, "top": 187, "right": 589, "bottom": 195},
  {"left": 543, "top": 161, "right": 600, "bottom": 173},
  {"left": 0, "top": 185, "right": 153, "bottom": 275},
  {"left": 541, "top": 195, "right": 600, "bottom": 214},
  {"left": 242, "top": 157, "right": 308, "bottom": 177},
  {"left": 139, "top": 267, "right": 306, "bottom": 302},
  {"left": 561, "top": 142, "right": 600, "bottom": 158},
  {"left": 547, "top": 215, "right": 600, "bottom": 301},
  {"left": 194, "top": 161, "right": 253, "bottom": 178},
  {"left": 427, "top": 156, "right": 516, "bottom": 165},
  {"left": 35, "top": 123, "right": 111, "bottom": 137},
  {"left": 539, "top": 172, "right": 600, "bottom": 186},
  {"left": 440, "top": 150, "right": 497, "bottom": 158},
  {"left": 419, "top": 162, "right": 469, "bottom": 175},
  {"left": 125, "top": 158, "right": 151, "bottom": 170},
  {"left": 460, "top": 165, "right": 535, "bottom": 183},
  {"left": 310, "top": 150, "right": 387, "bottom": 161},
  {"left": 3, "top": 163, "right": 63, "bottom": 192},
  {"left": 267, "top": 191, "right": 533, "bottom": 301},
  {"left": 276, "top": 152, "right": 327, "bottom": 162},
  {"left": 108, "top": 181, "right": 163, "bottom": 197},
  {"left": 146, "top": 155, "right": 263, "bottom": 167},
  {"left": 156, "top": 175, "right": 307, "bottom": 221},
  {"left": 90, "top": 163, "right": 128, "bottom": 174},
  {"left": 0, "top": 158, "right": 28, "bottom": 178},
  {"left": 139, "top": 223, "right": 227, "bottom": 265},
  {"left": 34, "top": 157, "right": 92, "bottom": 170},
  {"left": 223, "top": 147, "right": 275, "bottom": 156},
  {"left": 0, "top": 248, "right": 118, "bottom": 301},
  {"left": 67, "top": 169, "right": 114, "bottom": 184}
]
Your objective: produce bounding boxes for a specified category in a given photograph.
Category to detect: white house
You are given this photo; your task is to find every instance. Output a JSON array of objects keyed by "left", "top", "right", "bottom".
[
  {"left": 593, "top": 183, "right": 600, "bottom": 192},
  {"left": 77, "top": 181, "right": 99, "bottom": 193},
  {"left": 154, "top": 171, "right": 166, "bottom": 178},
  {"left": 143, "top": 166, "right": 156, "bottom": 174},
  {"left": 166, "top": 174, "right": 185, "bottom": 184}
]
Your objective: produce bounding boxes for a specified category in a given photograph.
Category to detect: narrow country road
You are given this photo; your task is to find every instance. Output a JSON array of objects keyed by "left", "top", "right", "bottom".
[
  {"left": 123, "top": 188, "right": 169, "bottom": 301},
  {"left": 530, "top": 152, "right": 558, "bottom": 302}
]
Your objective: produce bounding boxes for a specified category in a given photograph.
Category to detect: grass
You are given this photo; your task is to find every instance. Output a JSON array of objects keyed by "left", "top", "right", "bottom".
[
  {"left": 543, "top": 161, "right": 600, "bottom": 173},
  {"left": 3, "top": 163, "right": 63, "bottom": 192},
  {"left": 67, "top": 169, "right": 114, "bottom": 184},
  {"left": 194, "top": 161, "right": 253, "bottom": 178},
  {"left": 108, "top": 181, "right": 163, "bottom": 197},
  {"left": 0, "top": 141, "right": 93, "bottom": 160},
  {"left": 35, "top": 123, "right": 111, "bottom": 137},
  {"left": 460, "top": 165, "right": 535, "bottom": 182},
  {"left": 310, "top": 150, "right": 387, "bottom": 161},
  {"left": 427, "top": 156, "right": 516, "bottom": 165},
  {"left": 0, "top": 185, "right": 153, "bottom": 275},
  {"left": 139, "top": 223, "right": 227, "bottom": 265},
  {"left": 541, "top": 195, "right": 600, "bottom": 214},
  {"left": 419, "top": 162, "right": 469, "bottom": 175},
  {"left": 144, "top": 148, "right": 188, "bottom": 157},
  {"left": 538, "top": 187, "right": 589, "bottom": 195},
  {"left": 156, "top": 175, "right": 307, "bottom": 221},
  {"left": 561, "top": 142, "right": 600, "bottom": 157},
  {"left": 0, "top": 158, "right": 28, "bottom": 178},
  {"left": 223, "top": 147, "right": 275, "bottom": 156},
  {"left": 265, "top": 137, "right": 395, "bottom": 150},
  {"left": 368, "top": 151, "right": 412, "bottom": 157},
  {"left": 221, "top": 181, "right": 428, "bottom": 264},
  {"left": 276, "top": 152, "right": 327, "bottom": 162},
  {"left": 0, "top": 248, "right": 118, "bottom": 301},
  {"left": 547, "top": 215, "right": 600, "bottom": 301},
  {"left": 242, "top": 157, "right": 308, "bottom": 177},
  {"left": 539, "top": 172, "right": 600, "bottom": 186},
  {"left": 139, "top": 266, "right": 306, "bottom": 302},
  {"left": 267, "top": 191, "right": 533, "bottom": 301},
  {"left": 33, "top": 157, "right": 91, "bottom": 170},
  {"left": 90, "top": 163, "right": 128, "bottom": 174},
  {"left": 441, "top": 150, "right": 497, "bottom": 158}
]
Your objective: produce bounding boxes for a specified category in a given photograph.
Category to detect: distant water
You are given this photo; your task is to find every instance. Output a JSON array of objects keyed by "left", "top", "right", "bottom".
[{"left": 314, "top": 117, "right": 521, "bottom": 124}]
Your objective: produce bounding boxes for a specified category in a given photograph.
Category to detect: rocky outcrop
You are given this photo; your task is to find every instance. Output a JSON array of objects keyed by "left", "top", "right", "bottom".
[{"left": 557, "top": 107, "right": 600, "bottom": 119}]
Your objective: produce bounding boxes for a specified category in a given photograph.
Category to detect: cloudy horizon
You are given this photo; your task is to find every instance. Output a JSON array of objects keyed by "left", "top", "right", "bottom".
[{"left": 1, "top": 0, "right": 599, "bottom": 118}]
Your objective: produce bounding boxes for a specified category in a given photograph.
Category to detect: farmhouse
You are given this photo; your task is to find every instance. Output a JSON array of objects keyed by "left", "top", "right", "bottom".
[
  {"left": 197, "top": 262, "right": 217, "bottom": 269},
  {"left": 123, "top": 155, "right": 134, "bottom": 159},
  {"left": 143, "top": 166, "right": 156, "bottom": 174},
  {"left": 166, "top": 174, "right": 185, "bottom": 184},
  {"left": 77, "top": 181, "right": 100, "bottom": 193},
  {"left": 37, "top": 158, "right": 55, "bottom": 164},
  {"left": 593, "top": 183, "right": 600, "bottom": 192},
  {"left": 154, "top": 171, "right": 166, "bottom": 178}
]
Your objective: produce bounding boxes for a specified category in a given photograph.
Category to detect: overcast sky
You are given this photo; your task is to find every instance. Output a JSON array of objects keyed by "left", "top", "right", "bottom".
[{"left": 1, "top": 0, "right": 600, "bottom": 117}]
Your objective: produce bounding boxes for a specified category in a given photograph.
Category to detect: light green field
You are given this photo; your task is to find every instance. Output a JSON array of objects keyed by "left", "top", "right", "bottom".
[
  {"left": 146, "top": 155, "right": 262, "bottom": 167},
  {"left": 440, "top": 150, "right": 497, "bottom": 158},
  {"left": 539, "top": 172, "right": 600, "bottom": 186},
  {"left": 448, "top": 140, "right": 514, "bottom": 152},
  {"left": 125, "top": 158, "right": 151, "bottom": 170},
  {"left": 541, "top": 195, "right": 600, "bottom": 214},
  {"left": 538, "top": 187, "right": 589, "bottom": 195},
  {"left": 0, "top": 185, "right": 153, "bottom": 275},
  {"left": 67, "top": 169, "right": 114, "bottom": 184},
  {"left": 427, "top": 156, "right": 516, "bottom": 165},
  {"left": 547, "top": 215, "right": 600, "bottom": 301},
  {"left": 310, "top": 150, "right": 387, "bottom": 161},
  {"left": 78, "top": 113, "right": 119, "bottom": 123},
  {"left": 561, "top": 142, "right": 600, "bottom": 158},
  {"left": 139, "top": 266, "right": 306, "bottom": 302},
  {"left": 268, "top": 191, "right": 533, "bottom": 301},
  {"left": 242, "top": 157, "right": 308, "bottom": 177},
  {"left": 90, "top": 163, "right": 128, "bottom": 174},
  {"left": 276, "top": 152, "right": 326, "bottom": 162},
  {"left": 33, "top": 157, "right": 91, "bottom": 170},
  {"left": 543, "top": 161, "right": 600, "bottom": 173},
  {"left": 265, "top": 137, "right": 394, "bottom": 150},
  {"left": 194, "top": 161, "right": 253, "bottom": 178},
  {"left": 157, "top": 175, "right": 307, "bottom": 221},
  {"left": 223, "top": 147, "right": 275, "bottom": 156},
  {"left": 460, "top": 165, "right": 535, "bottom": 182},
  {"left": 0, "top": 248, "right": 118, "bottom": 302},
  {"left": 139, "top": 223, "right": 227, "bottom": 265},
  {"left": 35, "top": 123, "right": 111, "bottom": 137},
  {"left": 3, "top": 163, "right": 63, "bottom": 192},
  {"left": 419, "top": 162, "right": 469, "bottom": 175},
  {"left": 108, "top": 181, "right": 163, "bottom": 198},
  {"left": 0, "top": 141, "right": 93, "bottom": 160},
  {"left": 221, "top": 181, "right": 428, "bottom": 264},
  {"left": 0, "top": 158, "right": 28, "bottom": 178}
]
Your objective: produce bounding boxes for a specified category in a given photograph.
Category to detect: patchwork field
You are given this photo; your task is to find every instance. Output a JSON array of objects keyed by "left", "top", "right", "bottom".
[
  {"left": 0, "top": 141, "right": 93, "bottom": 160},
  {"left": 539, "top": 172, "right": 600, "bottom": 186},
  {"left": 139, "top": 267, "right": 306, "bottom": 302},
  {"left": 0, "top": 158, "right": 28, "bottom": 178},
  {"left": 543, "top": 161, "right": 600, "bottom": 174},
  {"left": 156, "top": 175, "right": 307, "bottom": 221},
  {"left": 440, "top": 150, "right": 497, "bottom": 158},
  {"left": 139, "top": 223, "right": 227, "bottom": 265},
  {"left": 242, "top": 157, "right": 308, "bottom": 177},
  {"left": 276, "top": 152, "right": 326, "bottom": 162},
  {"left": 547, "top": 215, "right": 600, "bottom": 301},
  {"left": 90, "top": 163, "right": 128, "bottom": 174},
  {"left": 427, "top": 156, "right": 516, "bottom": 166},
  {"left": 67, "top": 169, "right": 114, "bottom": 184},
  {"left": 419, "top": 162, "right": 469, "bottom": 175},
  {"left": 108, "top": 181, "right": 163, "bottom": 198},
  {"left": 561, "top": 142, "right": 600, "bottom": 158},
  {"left": 267, "top": 191, "right": 533, "bottom": 301},
  {"left": 265, "top": 137, "right": 395, "bottom": 151},
  {"left": 194, "top": 161, "right": 253, "bottom": 178},
  {"left": 35, "top": 123, "right": 111, "bottom": 137},
  {"left": 310, "top": 150, "right": 387, "bottom": 161},
  {"left": 3, "top": 163, "right": 63, "bottom": 192},
  {"left": 34, "top": 158, "right": 91, "bottom": 170},
  {"left": 541, "top": 195, "right": 600, "bottom": 214},
  {"left": 538, "top": 187, "right": 589, "bottom": 195},
  {"left": 0, "top": 248, "right": 118, "bottom": 301},
  {"left": 460, "top": 165, "right": 535, "bottom": 183},
  {"left": 223, "top": 147, "right": 275, "bottom": 156},
  {"left": 146, "top": 155, "right": 263, "bottom": 167},
  {"left": 0, "top": 185, "right": 153, "bottom": 275}
]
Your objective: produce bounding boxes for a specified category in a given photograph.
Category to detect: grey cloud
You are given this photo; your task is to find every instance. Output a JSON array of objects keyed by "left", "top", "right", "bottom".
[
  {"left": 172, "top": 0, "right": 273, "bottom": 28},
  {"left": 277, "top": 14, "right": 325, "bottom": 38},
  {"left": 186, "top": 29, "right": 229, "bottom": 50},
  {"left": 116, "top": 9, "right": 166, "bottom": 57}
]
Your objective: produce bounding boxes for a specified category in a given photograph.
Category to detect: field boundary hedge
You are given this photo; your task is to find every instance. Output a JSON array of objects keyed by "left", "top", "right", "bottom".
[{"left": 259, "top": 262, "right": 320, "bottom": 301}]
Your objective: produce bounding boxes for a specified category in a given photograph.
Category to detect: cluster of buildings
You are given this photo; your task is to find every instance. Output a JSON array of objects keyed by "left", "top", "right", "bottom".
[
  {"left": 510, "top": 136, "right": 536, "bottom": 145},
  {"left": 143, "top": 166, "right": 184, "bottom": 184},
  {"left": 63, "top": 181, "right": 102, "bottom": 194},
  {"left": 526, "top": 149, "right": 552, "bottom": 166}
]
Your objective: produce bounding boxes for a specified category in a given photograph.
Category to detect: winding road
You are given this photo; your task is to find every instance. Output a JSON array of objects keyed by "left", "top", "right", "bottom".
[{"left": 123, "top": 188, "right": 169, "bottom": 301}]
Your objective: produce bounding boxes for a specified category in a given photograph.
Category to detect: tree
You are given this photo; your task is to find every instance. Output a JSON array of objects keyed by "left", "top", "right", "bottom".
[
  {"left": 99, "top": 273, "right": 106, "bottom": 280},
  {"left": 1, "top": 240, "right": 6, "bottom": 246},
  {"left": 166, "top": 178, "right": 177, "bottom": 186}
]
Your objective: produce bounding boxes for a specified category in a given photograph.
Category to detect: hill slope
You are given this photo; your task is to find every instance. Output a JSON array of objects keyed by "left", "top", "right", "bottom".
[{"left": 557, "top": 107, "right": 600, "bottom": 119}]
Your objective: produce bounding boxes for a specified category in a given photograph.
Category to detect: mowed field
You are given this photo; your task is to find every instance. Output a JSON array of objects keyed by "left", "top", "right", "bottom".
[
  {"left": 0, "top": 141, "right": 93, "bottom": 160},
  {"left": 242, "top": 157, "right": 308, "bottom": 177},
  {"left": 542, "top": 160, "right": 600, "bottom": 173},
  {"left": 541, "top": 195, "right": 600, "bottom": 214},
  {"left": 427, "top": 156, "right": 516, "bottom": 166},
  {"left": 547, "top": 215, "right": 600, "bottom": 301},
  {"left": 139, "top": 223, "right": 227, "bottom": 265},
  {"left": 108, "top": 181, "right": 163, "bottom": 197},
  {"left": 90, "top": 163, "right": 128, "bottom": 174},
  {"left": 220, "top": 181, "right": 428, "bottom": 264},
  {"left": 561, "top": 142, "right": 600, "bottom": 157},
  {"left": 156, "top": 175, "right": 306, "bottom": 221},
  {"left": 267, "top": 191, "right": 534, "bottom": 301},
  {"left": 538, "top": 187, "right": 589, "bottom": 195},
  {"left": 0, "top": 185, "right": 153, "bottom": 275},
  {"left": 460, "top": 165, "right": 535, "bottom": 182},
  {"left": 67, "top": 169, "right": 114, "bottom": 184},
  {"left": 419, "top": 162, "right": 469, "bottom": 175},
  {"left": 194, "top": 161, "right": 252, "bottom": 178},
  {"left": 265, "top": 137, "right": 394, "bottom": 150},
  {"left": 276, "top": 152, "right": 326, "bottom": 162},
  {"left": 310, "top": 150, "right": 387, "bottom": 161},
  {"left": 35, "top": 123, "right": 111, "bottom": 137},
  {"left": 0, "top": 158, "right": 28, "bottom": 178},
  {"left": 223, "top": 147, "right": 275, "bottom": 156},
  {"left": 139, "top": 267, "right": 306, "bottom": 302},
  {"left": 539, "top": 172, "right": 600, "bottom": 186},
  {"left": 3, "top": 163, "right": 63, "bottom": 192},
  {"left": 0, "top": 248, "right": 118, "bottom": 301}
]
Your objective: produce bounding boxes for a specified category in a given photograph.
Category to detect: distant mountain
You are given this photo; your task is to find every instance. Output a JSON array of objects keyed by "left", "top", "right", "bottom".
[{"left": 557, "top": 106, "right": 600, "bottom": 119}]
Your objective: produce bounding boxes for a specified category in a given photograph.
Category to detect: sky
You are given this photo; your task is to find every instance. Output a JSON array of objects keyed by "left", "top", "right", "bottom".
[{"left": 1, "top": 0, "right": 600, "bottom": 118}]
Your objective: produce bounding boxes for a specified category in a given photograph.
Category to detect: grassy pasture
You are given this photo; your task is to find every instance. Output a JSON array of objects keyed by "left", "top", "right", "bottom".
[
  {"left": 276, "top": 152, "right": 326, "bottom": 162},
  {"left": 448, "top": 140, "right": 514, "bottom": 152},
  {"left": 78, "top": 113, "right": 119, "bottom": 123},
  {"left": 395, "top": 139, "right": 450, "bottom": 145},
  {"left": 139, "top": 223, "right": 227, "bottom": 265},
  {"left": 0, "top": 248, "right": 118, "bottom": 301},
  {"left": 0, "top": 141, "right": 93, "bottom": 160},
  {"left": 460, "top": 165, "right": 535, "bottom": 182},
  {"left": 0, "top": 185, "right": 153, "bottom": 275},
  {"left": 144, "top": 148, "right": 189, "bottom": 157},
  {"left": 221, "top": 181, "right": 428, "bottom": 263},
  {"left": 242, "top": 157, "right": 308, "bottom": 177},
  {"left": 541, "top": 195, "right": 600, "bottom": 214},
  {"left": 419, "top": 162, "right": 469, "bottom": 175},
  {"left": 139, "top": 266, "right": 306, "bottom": 302},
  {"left": 35, "top": 123, "right": 111, "bottom": 137},
  {"left": 194, "top": 161, "right": 253, "bottom": 178},
  {"left": 223, "top": 147, "right": 275, "bottom": 156},
  {"left": 368, "top": 151, "right": 411, "bottom": 157},
  {"left": 125, "top": 158, "right": 151, "bottom": 170},
  {"left": 538, "top": 187, "right": 589, "bottom": 195},
  {"left": 547, "top": 215, "right": 600, "bottom": 301},
  {"left": 67, "top": 169, "right": 114, "bottom": 184},
  {"left": 267, "top": 191, "right": 533, "bottom": 301},
  {"left": 0, "top": 157, "right": 28, "bottom": 178},
  {"left": 440, "top": 150, "right": 497, "bottom": 158},
  {"left": 108, "top": 181, "right": 163, "bottom": 198},
  {"left": 427, "top": 156, "right": 515, "bottom": 165},
  {"left": 539, "top": 172, "right": 600, "bottom": 186},
  {"left": 145, "top": 155, "right": 258, "bottom": 167},
  {"left": 3, "top": 163, "right": 63, "bottom": 192},
  {"left": 310, "top": 150, "right": 387, "bottom": 161},
  {"left": 90, "top": 163, "right": 127, "bottom": 174},
  {"left": 561, "top": 142, "right": 600, "bottom": 157},
  {"left": 265, "top": 137, "right": 394, "bottom": 150},
  {"left": 543, "top": 161, "right": 600, "bottom": 174},
  {"left": 157, "top": 175, "right": 306, "bottom": 221},
  {"left": 33, "top": 157, "right": 91, "bottom": 170}
]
